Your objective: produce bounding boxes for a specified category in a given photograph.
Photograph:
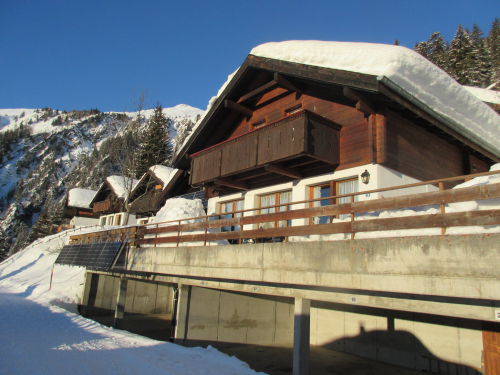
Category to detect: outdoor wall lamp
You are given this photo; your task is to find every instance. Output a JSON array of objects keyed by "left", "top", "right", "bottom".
[{"left": 361, "top": 170, "right": 370, "bottom": 184}]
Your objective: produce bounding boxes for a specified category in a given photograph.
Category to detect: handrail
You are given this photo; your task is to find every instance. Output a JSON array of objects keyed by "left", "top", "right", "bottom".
[{"left": 129, "top": 168, "right": 500, "bottom": 229}]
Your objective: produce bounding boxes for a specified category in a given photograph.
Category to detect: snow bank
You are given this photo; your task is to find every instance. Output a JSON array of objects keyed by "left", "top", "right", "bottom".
[
  {"left": 250, "top": 41, "right": 500, "bottom": 158},
  {"left": 106, "top": 175, "right": 139, "bottom": 199},
  {"left": 149, "top": 198, "right": 229, "bottom": 246},
  {"left": 0, "top": 228, "right": 264, "bottom": 375},
  {"left": 68, "top": 188, "right": 97, "bottom": 208},
  {"left": 149, "top": 165, "right": 178, "bottom": 189}
]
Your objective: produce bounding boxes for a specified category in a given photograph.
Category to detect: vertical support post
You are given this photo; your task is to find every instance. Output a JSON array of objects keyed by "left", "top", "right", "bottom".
[
  {"left": 80, "top": 271, "right": 94, "bottom": 317},
  {"left": 204, "top": 216, "right": 208, "bottom": 246},
  {"left": 113, "top": 275, "right": 128, "bottom": 329},
  {"left": 176, "top": 220, "right": 181, "bottom": 247},
  {"left": 439, "top": 181, "right": 446, "bottom": 235},
  {"left": 350, "top": 195, "right": 355, "bottom": 240},
  {"left": 174, "top": 284, "right": 191, "bottom": 345},
  {"left": 293, "top": 297, "right": 310, "bottom": 375},
  {"left": 154, "top": 223, "right": 158, "bottom": 248}
]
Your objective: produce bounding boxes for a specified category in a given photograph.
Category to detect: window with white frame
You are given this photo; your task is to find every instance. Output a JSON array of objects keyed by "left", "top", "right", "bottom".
[
  {"left": 107, "top": 216, "right": 114, "bottom": 226},
  {"left": 115, "top": 214, "right": 122, "bottom": 226},
  {"left": 100, "top": 217, "right": 106, "bottom": 226},
  {"left": 310, "top": 178, "right": 358, "bottom": 224},
  {"left": 258, "top": 190, "right": 292, "bottom": 229}
]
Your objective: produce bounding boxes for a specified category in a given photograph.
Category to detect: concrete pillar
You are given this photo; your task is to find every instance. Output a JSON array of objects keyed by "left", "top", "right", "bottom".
[
  {"left": 80, "top": 272, "right": 94, "bottom": 317},
  {"left": 293, "top": 297, "right": 311, "bottom": 375},
  {"left": 113, "top": 276, "right": 128, "bottom": 329},
  {"left": 174, "top": 284, "right": 191, "bottom": 345}
]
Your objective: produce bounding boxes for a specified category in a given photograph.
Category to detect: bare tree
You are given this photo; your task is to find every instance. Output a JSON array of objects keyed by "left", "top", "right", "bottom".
[{"left": 107, "top": 87, "right": 151, "bottom": 225}]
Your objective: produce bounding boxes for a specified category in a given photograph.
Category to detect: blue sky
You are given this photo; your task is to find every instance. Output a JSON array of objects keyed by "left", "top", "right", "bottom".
[{"left": 0, "top": 0, "right": 498, "bottom": 112}]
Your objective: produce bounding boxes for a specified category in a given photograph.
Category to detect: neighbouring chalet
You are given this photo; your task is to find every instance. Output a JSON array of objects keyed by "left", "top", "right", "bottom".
[
  {"left": 173, "top": 41, "right": 500, "bottom": 229},
  {"left": 90, "top": 176, "right": 139, "bottom": 226},
  {"left": 129, "top": 165, "right": 207, "bottom": 225},
  {"left": 63, "top": 188, "right": 99, "bottom": 226}
]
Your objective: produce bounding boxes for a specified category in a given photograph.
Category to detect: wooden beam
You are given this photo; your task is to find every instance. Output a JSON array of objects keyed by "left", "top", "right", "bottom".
[
  {"left": 265, "top": 163, "right": 302, "bottom": 179},
  {"left": 378, "top": 82, "right": 500, "bottom": 163},
  {"left": 213, "top": 178, "right": 248, "bottom": 190},
  {"left": 274, "top": 72, "right": 303, "bottom": 94},
  {"left": 355, "top": 100, "right": 376, "bottom": 116},
  {"left": 343, "top": 86, "right": 377, "bottom": 115},
  {"left": 237, "top": 80, "right": 279, "bottom": 104},
  {"left": 224, "top": 100, "right": 253, "bottom": 118}
]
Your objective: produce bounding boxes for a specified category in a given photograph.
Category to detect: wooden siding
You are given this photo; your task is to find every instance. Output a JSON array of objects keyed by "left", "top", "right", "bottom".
[
  {"left": 221, "top": 133, "right": 258, "bottom": 175},
  {"left": 256, "top": 115, "right": 306, "bottom": 164},
  {"left": 190, "top": 148, "right": 222, "bottom": 185},
  {"left": 383, "top": 109, "right": 465, "bottom": 183}
]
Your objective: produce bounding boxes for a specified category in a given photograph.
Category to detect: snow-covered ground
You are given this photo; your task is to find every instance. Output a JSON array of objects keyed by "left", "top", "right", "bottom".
[{"left": 0, "top": 227, "right": 264, "bottom": 375}]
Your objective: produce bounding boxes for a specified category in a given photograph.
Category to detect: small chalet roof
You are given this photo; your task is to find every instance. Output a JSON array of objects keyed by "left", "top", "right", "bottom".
[
  {"left": 174, "top": 40, "right": 500, "bottom": 168},
  {"left": 67, "top": 188, "right": 97, "bottom": 209},
  {"left": 106, "top": 176, "right": 139, "bottom": 199},
  {"left": 90, "top": 176, "right": 139, "bottom": 205},
  {"left": 463, "top": 86, "right": 500, "bottom": 105},
  {"left": 148, "top": 165, "right": 178, "bottom": 189}
]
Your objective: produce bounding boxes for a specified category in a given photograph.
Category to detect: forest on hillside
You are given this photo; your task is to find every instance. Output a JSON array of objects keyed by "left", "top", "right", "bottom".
[{"left": 411, "top": 18, "right": 500, "bottom": 89}]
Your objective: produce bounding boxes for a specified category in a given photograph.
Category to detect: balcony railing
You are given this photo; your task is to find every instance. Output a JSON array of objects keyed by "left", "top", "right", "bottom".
[
  {"left": 72, "top": 169, "right": 500, "bottom": 248},
  {"left": 92, "top": 200, "right": 121, "bottom": 214},
  {"left": 130, "top": 197, "right": 157, "bottom": 214},
  {"left": 189, "top": 110, "right": 341, "bottom": 186}
]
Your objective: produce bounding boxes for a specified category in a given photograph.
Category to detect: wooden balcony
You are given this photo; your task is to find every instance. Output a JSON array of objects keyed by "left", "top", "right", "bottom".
[
  {"left": 189, "top": 110, "right": 341, "bottom": 189},
  {"left": 92, "top": 200, "right": 121, "bottom": 214}
]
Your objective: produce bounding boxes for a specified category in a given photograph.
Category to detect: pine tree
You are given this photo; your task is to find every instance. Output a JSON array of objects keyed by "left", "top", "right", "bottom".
[
  {"left": 448, "top": 25, "right": 475, "bottom": 85},
  {"left": 136, "top": 103, "right": 172, "bottom": 178},
  {"left": 487, "top": 18, "right": 500, "bottom": 85},
  {"left": 427, "top": 32, "right": 449, "bottom": 72}
]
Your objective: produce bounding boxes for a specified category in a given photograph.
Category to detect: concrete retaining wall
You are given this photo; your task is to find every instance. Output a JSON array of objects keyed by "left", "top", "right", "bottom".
[
  {"left": 183, "top": 287, "right": 482, "bottom": 372},
  {"left": 185, "top": 287, "right": 294, "bottom": 347},
  {"left": 86, "top": 274, "right": 174, "bottom": 316}
]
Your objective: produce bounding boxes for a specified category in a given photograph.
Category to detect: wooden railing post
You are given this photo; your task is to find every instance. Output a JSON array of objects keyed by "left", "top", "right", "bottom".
[
  {"left": 350, "top": 195, "right": 355, "bottom": 240},
  {"left": 204, "top": 216, "right": 208, "bottom": 246},
  {"left": 176, "top": 220, "right": 181, "bottom": 247},
  {"left": 439, "top": 181, "right": 446, "bottom": 235},
  {"left": 154, "top": 223, "right": 158, "bottom": 248}
]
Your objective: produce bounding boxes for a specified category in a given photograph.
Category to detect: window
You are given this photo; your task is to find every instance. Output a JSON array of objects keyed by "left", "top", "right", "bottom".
[
  {"left": 310, "top": 178, "right": 359, "bottom": 224},
  {"left": 100, "top": 217, "right": 106, "bottom": 226},
  {"left": 259, "top": 191, "right": 293, "bottom": 229},
  {"left": 107, "top": 216, "right": 114, "bottom": 226},
  {"left": 252, "top": 119, "right": 266, "bottom": 128},
  {"left": 115, "top": 215, "right": 122, "bottom": 226},
  {"left": 139, "top": 219, "right": 149, "bottom": 225},
  {"left": 285, "top": 104, "right": 302, "bottom": 116},
  {"left": 219, "top": 199, "right": 244, "bottom": 232}
]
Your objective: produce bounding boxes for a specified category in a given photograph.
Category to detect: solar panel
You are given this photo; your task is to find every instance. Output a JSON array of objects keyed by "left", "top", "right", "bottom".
[{"left": 55, "top": 242, "right": 124, "bottom": 271}]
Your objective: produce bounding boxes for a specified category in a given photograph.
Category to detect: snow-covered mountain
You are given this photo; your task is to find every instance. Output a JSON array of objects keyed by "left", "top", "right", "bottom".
[{"left": 0, "top": 105, "right": 203, "bottom": 257}]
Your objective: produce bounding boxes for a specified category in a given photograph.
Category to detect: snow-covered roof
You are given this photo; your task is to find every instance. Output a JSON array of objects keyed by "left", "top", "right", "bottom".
[
  {"left": 463, "top": 86, "right": 500, "bottom": 105},
  {"left": 250, "top": 41, "right": 500, "bottom": 158},
  {"left": 106, "top": 176, "right": 139, "bottom": 199},
  {"left": 67, "top": 188, "right": 97, "bottom": 208},
  {"left": 149, "top": 165, "right": 178, "bottom": 189}
]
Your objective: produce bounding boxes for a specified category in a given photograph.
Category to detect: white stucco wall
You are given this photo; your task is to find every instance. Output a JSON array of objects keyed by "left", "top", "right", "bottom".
[
  {"left": 70, "top": 216, "right": 100, "bottom": 226},
  {"left": 206, "top": 164, "right": 437, "bottom": 229}
]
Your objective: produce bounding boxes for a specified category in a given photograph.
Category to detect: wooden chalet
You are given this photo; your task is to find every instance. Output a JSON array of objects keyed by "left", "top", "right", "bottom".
[
  {"left": 90, "top": 176, "right": 139, "bottom": 226},
  {"left": 63, "top": 188, "right": 99, "bottom": 226},
  {"left": 174, "top": 45, "right": 499, "bottom": 203}
]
